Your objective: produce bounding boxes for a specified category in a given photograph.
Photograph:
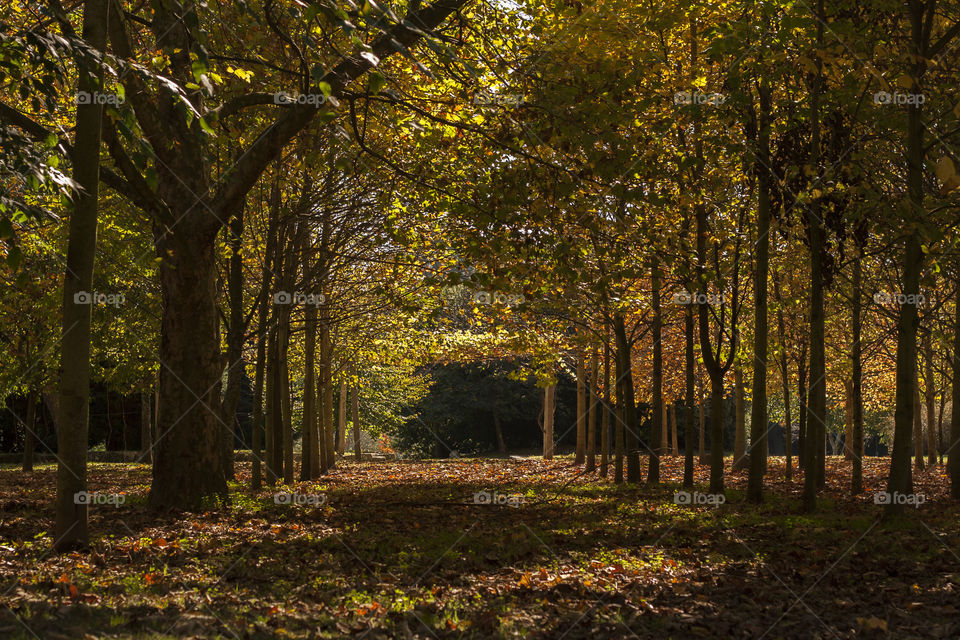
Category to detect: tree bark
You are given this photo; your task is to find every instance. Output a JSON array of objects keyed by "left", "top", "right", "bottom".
[
  {"left": 885, "top": 0, "right": 927, "bottom": 518},
  {"left": 149, "top": 233, "right": 228, "bottom": 509},
  {"left": 803, "top": 0, "right": 826, "bottom": 512},
  {"left": 775, "top": 270, "right": 792, "bottom": 482},
  {"left": 649, "top": 255, "right": 663, "bottom": 483},
  {"left": 301, "top": 303, "right": 317, "bottom": 480},
  {"left": 614, "top": 314, "right": 640, "bottom": 482},
  {"left": 337, "top": 379, "right": 347, "bottom": 455},
  {"left": 23, "top": 389, "right": 38, "bottom": 473},
  {"left": 733, "top": 365, "right": 747, "bottom": 471},
  {"left": 748, "top": 76, "right": 772, "bottom": 502},
  {"left": 220, "top": 207, "right": 246, "bottom": 482},
  {"left": 575, "top": 353, "right": 586, "bottom": 465},
  {"left": 542, "top": 383, "right": 554, "bottom": 460},
  {"left": 586, "top": 348, "right": 598, "bottom": 471},
  {"left": 684, "top": 304, "right": 696, "bottom": 487},
  {"left": 139, "top": 392, "right": 152, "bottom": 464},
  {"left": 54, "top": 0, "right": 109, "bottom": 550},
  {"left": 924, "top": 325, "right": 937, "bottom": 467},
  {"left": 352, "top": 364, "right": 361, "bottom": 460},
  {"left": 949, "top": 275, "right": 960, "bottom": 496},
  {"left": 601, "top": 337, "right": 611, "bottom": 477},
  {"left": 851, "top": 247, "right": 863, "bottom": 493}
]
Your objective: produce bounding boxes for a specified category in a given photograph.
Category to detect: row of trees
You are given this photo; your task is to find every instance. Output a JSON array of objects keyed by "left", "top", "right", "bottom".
[{"left": 1, "top": 0, "right": 959, "bottom": 553}]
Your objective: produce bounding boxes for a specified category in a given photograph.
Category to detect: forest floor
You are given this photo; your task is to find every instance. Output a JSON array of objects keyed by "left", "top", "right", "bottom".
[{"left": 0, "top": 456, "right": 958, "bottom": 639}]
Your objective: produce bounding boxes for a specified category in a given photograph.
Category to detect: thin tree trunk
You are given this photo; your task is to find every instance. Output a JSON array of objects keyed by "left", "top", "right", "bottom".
[
  {"left": 265, "top": 325, "right": 279, "bottom": 484},
  {"left": 924, "top": 326, "right": 937, "bottom": 467},
  {"left": 914, "top": 384, "right": 925, "bottom": 471},
  {"left": 251, "top": 320, "right": 266, "bottom": 491},
  {"left": 352, "top": 364, "right": 361, "bottom": 460},
  {"left": 337, "top": 379, "right": 347, "bottom": 455},
  {"left": 586, "top": 348, "right": 598, "bottom": 471},
  {"left": 775, "top": 270, "right": 792, "bottom": 482},
  {"left": 494, "top": 410, "right": 507, "bottom": 454},
  {"left": 542, "top": 383, "right": 554, "bottom": 460},
  {"left": 851, "top": 242, "right": 863, "bottom": 493},
  {"left": 321, "top": 315, "right": 335, "bottom": 470},
  {"left": 670, "top": 404, "right": 679, "bottom": 456},
  {"left": 575, "top": 353, "right": 586, "bottom": 465},
  {"left": 684, "top": 303, "right": 696, "bottom": 487},
  {"left": 23, "top": 389, "right": 38, "bottom": 473},
  {"left": 886, "top": 0, "right": 927, "bottom": 518},
  {"left": 949, "top": 275, "right": 960, "bottom": 496},
  {"left": 139, "top": 392, "right": 152, "bottom": 464},
  {"left": 733, "top": 365, "right": 747, "bottom": 471},
  {"left": 649, "top": 256, "right": 663, "bottom": 483},
  {"left": 301, "top": 303, "right": 317, "bottom": 480},
  {"left": 614, "top": 314, "right": 640, "bottom": 482},
  {"left": 54, "top": 0, "right": 109, "bottom": 550},
  {"left": 803, "top": 0, "right": 826, "bottom": 512},
  {"left": 798, "top": 342, "right": 808, "bottom": 469},
  {"left": 748, "top": 76, "right": 772, "bottom": 503},
  {"left": 281, "top": 329, "right": 294, "bottom": 484},
  {"left": 601, "top": 337, "right": 611, "bottom": 477}
]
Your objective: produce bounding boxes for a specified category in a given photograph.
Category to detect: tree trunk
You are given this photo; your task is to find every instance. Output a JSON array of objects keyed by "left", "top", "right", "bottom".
[
  {"left": 798, "top": 342, "right": 808, "bottom": 469},
  {"left": 281, "top": 330, "right": 294, "bottom": 484},
  {"left": 251, "top": 319, "right": 266, "bottom": 491},
  {"left": 748, "top": 77, "right": 771, "bottom": 503},
  {"left": 885, "top": 0, "right": 926, "bottom": 518},
  {"left": 851, "top": 247, "right": 863, "bottom": 493},
  {"left": 924, "top": 326, "right": 937, "bottom": 467},
  {"left": 708, "top": 376, "right": 725, "bottom": 493},
  {"left": 301, "top": 303, "right": 317, "bottom": 480},
  {"left": 54, "top": 0, "right": 109, "bottom": 550},
  {"left": 601, "top": 338, "right": 611, "bottom": 477},
  {"left": 338, "top": 379, "right": 347, "bottom": 455},
  {"left": 220, "top": 208, "right": 246, "bottom": 482},
  {"left": 586, "top": 348, "right": 597, "bottom": 471},
  {"left": 775, "top": 271, "right": 792, "bottom": 482},
  {"left": 649, "top": 255, "right": 663, "bottom": 482},
  {"left": 949, "top": 276, "right": 960, "bottom": 496},
  {"left": 352, "top": 364, "right": 361, "bottom": 460},
  {"left": 149, "top": 231, "right": 228, "bottom": 509},
  {"left": 139, "top": 392, "right": 152, "bottom": 464},
  {"left": 22, "top": 389, "right": 38, "bottom": 473},
  {"left": 844, "top": 380, "right": 854, "bottom": 460},
  {"left": 803, "top": 0, "right": 826, "bottom": 512},
  {"left": 670, "top": 403, "right": 679, "bottom": 457},
  {"left": 494, "top": 410, "right": 507, "bottom": 453},
  {"left": 265, "top": 325, "right": 279, "bottom": 484},
  {"left": 575, "top": 353, "right": 586, "bottom": 465},
  {"left": 321, "top": 314, "right": 335, "bottom": 470},
  {"left": 683, "top": 304, "right": 696, "bottom": 487},
  {"left": 542, "top": 383, "right": 554, "bottom": 460},
  {"left": 733, "top": 365, "right": 747, "bottom": 471},
  {"left": 914, "top": 384, "right": 925, "bottom": 471},
  {"left": 614, "top": 314, "right": 640, "bottom": 482}
]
